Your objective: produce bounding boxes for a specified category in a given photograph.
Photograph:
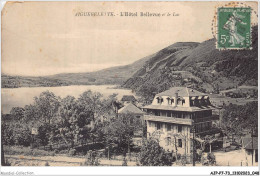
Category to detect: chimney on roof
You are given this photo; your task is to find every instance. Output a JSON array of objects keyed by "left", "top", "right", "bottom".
[{"left": 174, "top": 92, "right": 178, "bottom": 106}]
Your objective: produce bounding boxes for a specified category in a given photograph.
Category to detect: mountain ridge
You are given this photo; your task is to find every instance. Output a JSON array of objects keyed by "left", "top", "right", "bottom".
[
  {"left": 1, "top": 55, "right": 150, "bottom": 88},
  {"left": 122, "top": 25, "right": 258, "bottom": 102},
  {"left": 2, "top": 26, "right": 257, "bottom": 91}
]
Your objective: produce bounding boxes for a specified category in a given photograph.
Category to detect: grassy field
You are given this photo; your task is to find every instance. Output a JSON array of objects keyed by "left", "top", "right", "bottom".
[
  {"left": 209, "top": 94, "right": 257, "bottom": 107},
  {"left": 4, "top": 146, "right": 55, "bottom": 156}
]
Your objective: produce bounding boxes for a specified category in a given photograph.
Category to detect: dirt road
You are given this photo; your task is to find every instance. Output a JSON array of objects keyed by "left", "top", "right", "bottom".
[{"left": 5, "top": 155, "right": 137, "bottom": 166}]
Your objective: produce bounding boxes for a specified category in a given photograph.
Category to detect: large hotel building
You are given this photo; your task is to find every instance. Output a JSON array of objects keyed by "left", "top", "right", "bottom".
[{"left": 143, "top": 87, "right": 219, "bottom": 159}]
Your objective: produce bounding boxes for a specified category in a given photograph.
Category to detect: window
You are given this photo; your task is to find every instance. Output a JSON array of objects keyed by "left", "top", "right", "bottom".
[
  {"left": 178, "top": 125, "right": 182, "bottom": 133},
  {"left": 166, "top": 137, "right": 171, "bottom": 146},
  {"left": 167, "top": 97, "right": 171, "bottom": 105},
  {"left": 161, "top": 111, "right": 166, "bottom": 116},
  {"left": 156, "top": 123, "right": 162, "bottom": 130},
  {"left": 177, "top": 98, "right": 182, "bottom": 105},
  {"left": 156, "top": 97, "right": 161, "bottom": 104},
  {"left": 178, "top": 139, "right": 182, "bottom": 148},
  {"left": 182, "top": 100, "right": 185, "bottom": 105},
  {"left": 194, "top": 99, "right": 198, "bottom": 106},
  {"left": 171, "top": 99, "right": 174, "bottom": 104},
  {"left": 157, "top": 97, "right": 163, "bottom": 104},
  {"left": 167, "top": 111, "right": 171, "bottom": 117},
  {"left": 167, "top": 124, "right": 171, "bottom": 131}
]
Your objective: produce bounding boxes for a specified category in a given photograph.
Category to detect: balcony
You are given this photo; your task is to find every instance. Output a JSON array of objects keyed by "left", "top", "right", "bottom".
[
  {"left": 144, "top": 114, "right": 192, "bottom": 125},
  {"left": 193, "top": 115, "right": 219, "bottom": 123}
]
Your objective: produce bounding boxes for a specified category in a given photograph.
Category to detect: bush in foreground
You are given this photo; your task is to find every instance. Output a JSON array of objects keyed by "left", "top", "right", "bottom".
[{"left": 138, "top": 139, "right": 173, "bottom": 166}]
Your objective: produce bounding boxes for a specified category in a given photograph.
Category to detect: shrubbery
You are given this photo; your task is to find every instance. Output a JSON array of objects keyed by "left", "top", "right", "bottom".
[
  {"left": 201, "top": 152, "right": 216, "bottom": 166},
  {"left": 138, "top": 139, "right": 173, "bottom": 166},
  {"left": 81, "top": 150, "right": 100, "bottom": 166},
  {"left": 68, "top": 149, "right": 76, "bottom": 156},
  {"left": 207, "top": 153, "right": 216, "bottom": 165}
]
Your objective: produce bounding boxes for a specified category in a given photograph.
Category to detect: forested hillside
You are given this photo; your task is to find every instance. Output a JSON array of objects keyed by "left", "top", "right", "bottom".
[{"left": 122, "top": 26, "right": 258, "bottom": 103}]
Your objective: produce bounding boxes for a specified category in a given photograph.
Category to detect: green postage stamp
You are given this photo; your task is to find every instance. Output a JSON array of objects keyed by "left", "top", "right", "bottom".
[{"left": 217, "top": 7, "right": 251, "bottom": 49}]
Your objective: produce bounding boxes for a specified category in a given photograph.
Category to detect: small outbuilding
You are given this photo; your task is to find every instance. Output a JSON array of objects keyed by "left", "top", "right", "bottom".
[
  {"left": 118, "top": 103, "right": 145, "bottom": 126},
  {"left": 242, "top": 136, "right": 258, "bottom": 166}
]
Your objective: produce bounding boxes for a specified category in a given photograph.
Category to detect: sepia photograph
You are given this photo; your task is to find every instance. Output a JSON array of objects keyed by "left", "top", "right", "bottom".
[{"left": 0, "top": 1, "right": 259, "bottom": 174}]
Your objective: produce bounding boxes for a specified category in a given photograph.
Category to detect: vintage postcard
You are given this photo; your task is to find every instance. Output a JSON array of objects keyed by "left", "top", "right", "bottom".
[{"left": 1, "top": 1, "right": 259, "bottom": 175}]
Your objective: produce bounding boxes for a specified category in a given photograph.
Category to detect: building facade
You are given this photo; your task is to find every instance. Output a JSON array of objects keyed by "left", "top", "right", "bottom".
[
  {"left": 242, "top": 136, "right": 258, "bottom": 166},
  {"left": 143, "top": 87, "right": 219, "bottom": 159}
]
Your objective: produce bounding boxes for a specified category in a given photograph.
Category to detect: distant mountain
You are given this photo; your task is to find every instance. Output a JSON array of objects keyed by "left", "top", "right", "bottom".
[
  {"left": 46, "top": 56, "right": 150, "bottom": 85},
  {"left": 122, "top": 26, "right": 258, "bottom": 101},
  {"left": 2, "top": 26, "right": 257, "bottom": 91},
  {"left": 1, "top": 74, "right": 70, "bottom": 88},
  {"left": 1, "top": 55, "right": 150, "bottom": 88}
]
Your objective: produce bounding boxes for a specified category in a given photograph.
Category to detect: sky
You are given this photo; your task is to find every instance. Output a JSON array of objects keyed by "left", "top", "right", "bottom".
[{"left": 1, "top": 1, "right": 258, "bottom": 76}]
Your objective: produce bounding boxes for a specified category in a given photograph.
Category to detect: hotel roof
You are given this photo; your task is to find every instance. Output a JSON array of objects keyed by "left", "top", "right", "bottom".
[
  {"left": 142, "top": 104, "right": 216, "bottom": 112},
  {"left": 156, "top": 87, "right": 206, "bottom": 97}
]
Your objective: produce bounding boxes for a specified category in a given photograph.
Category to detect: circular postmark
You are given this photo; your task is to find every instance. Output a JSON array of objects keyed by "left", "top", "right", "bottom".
[{"left": 211, "top": 2, "right": 258, "bottom": 50}]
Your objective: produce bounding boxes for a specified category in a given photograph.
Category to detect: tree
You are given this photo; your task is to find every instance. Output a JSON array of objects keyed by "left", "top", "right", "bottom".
[
  {"left": 104, "top": 113, "right": 141, "bottom": 155},
  {"left": 222, "top": 102, "right": 258, "bottom": 137},
  {"left": 24, "top": 104, "right": 38, "bottom": 124},
  {"left": 34, "top": 91, "right": 60, "bottom": 124},
  {"left": 12, "top": 122, "right": 31, "bottom": 146},
  {"left": 57, "top": 95, "right": 92, "bottom": 148},
  {"left": 137, "top": 85, "right": 158, "bottom": 105},
  {"left": 10, "top": 107, "right": 24, "bottom": 121},
  {"left": 37, "top": 123, "right": 53, "bottom": 148},
  {"left": 76, "top": 90, "right": 103, "bottom": 118},
  {"left": 1, "top": 116, "right": 14, "bottom": 145},
  {"left": 142, "top": 122, "right": 147, "bottom": 138},
  {"left": 138, "top": 138, "right": 173, "bottom": 166}
]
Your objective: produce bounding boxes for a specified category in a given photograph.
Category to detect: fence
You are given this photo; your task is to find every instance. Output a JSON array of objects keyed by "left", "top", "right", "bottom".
[{"left": 99, "top": 153, "right": 139, "bottom": 162}]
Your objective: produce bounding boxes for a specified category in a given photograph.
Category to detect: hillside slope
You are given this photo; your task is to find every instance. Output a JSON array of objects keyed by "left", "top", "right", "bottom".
[
  {"left": 2, "top": 26, "right": 257, "bottom": 90},
  {"left": 122, "top": 26, "right": 258, "bottom": 102},
  {"left": 46, "top": 56, "right": 150, "bottom": 85},
  {"left": 2, "top": 56, "right": 150, "bottom": 88}
]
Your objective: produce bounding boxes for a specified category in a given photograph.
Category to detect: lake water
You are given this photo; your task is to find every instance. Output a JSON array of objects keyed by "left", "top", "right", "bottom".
[{"left": 1, "top": 85, "right": 135, "bottom": 114}]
